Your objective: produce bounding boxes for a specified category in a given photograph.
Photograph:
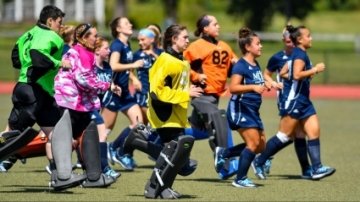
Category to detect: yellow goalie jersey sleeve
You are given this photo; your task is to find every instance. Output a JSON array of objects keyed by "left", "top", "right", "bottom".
[{"left": 147, "top": 52, "right": 191, "bottom": 129}]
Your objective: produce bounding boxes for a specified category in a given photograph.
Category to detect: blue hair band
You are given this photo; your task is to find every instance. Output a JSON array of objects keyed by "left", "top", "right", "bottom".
[{"left": 139, "top": 28, "right": 155, "bottom": 38}]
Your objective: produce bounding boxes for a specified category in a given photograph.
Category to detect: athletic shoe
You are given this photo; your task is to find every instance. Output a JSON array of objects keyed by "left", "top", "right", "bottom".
[
  {"left": 0, "top": 162, "right": 7, "bottom": 172},
  {"left": 107, "top": 142, "right": 117, "bottom": 165},
  {"left": 214, "top": 147, "right": 226, "bottom": 172},
  {"left": 82, "top": 173, "right": 116, "bottom": 188},
  {"left": 50, "top": 171, "right": 87, "bottom": 191},
  {"left": 263, "top": 157, "right": 273, "bottom": 175},
  {"left": 232, "top": 177, "right": 257, "bottom": 188},
  {"left": 178, "top": 159, "right": 197, "bottom": 176},
  {"left": 0, "top": 156, "right": 17, "bottom": 172},
  {"left": 251, "top": 160, "right": 266, "bottom": 180},
  {"left": 72, "top": 161, "right": 82, "bottom": 170},
  {"left": 103, "top": 166, "right": 121, "bottom": 179},
  {"left": 218, "top": 157, "right": 238, "bottom": 180},
  {"left": 301, "top": 167, "right": 312, "bottom": 179},
  {"left": 45, "top": 165, "right": 52, "bottom": 175},
  {"left": 115, "top": 154, "right": 136, "bottom": 171},
  {"left": 312, "top": 165, "right": 336, "bottom": 180}
]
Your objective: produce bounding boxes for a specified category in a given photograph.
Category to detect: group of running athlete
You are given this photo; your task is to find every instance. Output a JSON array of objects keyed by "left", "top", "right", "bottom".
[{"left": 0, "top": 5, "right": 335, "bottom": 199}]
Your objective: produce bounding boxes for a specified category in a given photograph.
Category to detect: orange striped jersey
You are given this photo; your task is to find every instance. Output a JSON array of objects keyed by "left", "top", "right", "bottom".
[{"left": 184, "top": 38, "right": 237, "bottom": 96}]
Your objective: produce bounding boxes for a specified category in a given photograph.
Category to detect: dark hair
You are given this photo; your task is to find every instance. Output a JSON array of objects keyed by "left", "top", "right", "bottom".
[
  {"left": 110, "top": 17, "right": 127, "bottom": 39},
  {"left": 238, "top": 27, "right": 258, "bottom": 55},
  {"left": 194, "top": 14, "right": 210, "bottom": 37},
  {"left": 286, "top": 25, "right": 307, "bottom": 46},
  {"left": 38, "top": 5, "right": 65, "bottom": 25},
  {"left": 163, "top": 24, "right": 187, "bottom": 51}
]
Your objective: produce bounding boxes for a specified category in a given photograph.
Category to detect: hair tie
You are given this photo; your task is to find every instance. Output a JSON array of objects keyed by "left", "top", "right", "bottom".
[
  {"left": 79, "top": 23, "right": 92, "bottom": 38},
  {"left": 138, "top": 28, "right": 155, "bottom": 38}
]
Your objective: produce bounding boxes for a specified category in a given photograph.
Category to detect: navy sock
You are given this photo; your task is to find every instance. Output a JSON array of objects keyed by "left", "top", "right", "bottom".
[
  {"left": 294, "top": 138, "right": 310, "bottom": 173},
  {"left": 226, "top": 124, "right": 234, "bottom": 147},
  {"left": 99, "top": 142, "right": 108, "bottom": 171},
  {"left": 49, "top": 159, "right": 56, "bottom": 171},
  {"left": 307, "top": 138, "right": 321, "bottom": 170},
  {"left": 223, "top": 143, "right": 246, "bottom": 158},
  {"left": 112, "top": 127, "right": 131, "bottom": 153},
  {"left": 236, "top": 148, "right": 256, "bottom": 180},
  {"left": 256, "top": 136, "right": 290, "bottom": 166}
]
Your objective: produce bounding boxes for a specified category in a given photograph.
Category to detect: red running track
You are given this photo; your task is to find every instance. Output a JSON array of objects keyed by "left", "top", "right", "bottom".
[{"left": 1, "top": 82, "right": 360, "bottom": 100}]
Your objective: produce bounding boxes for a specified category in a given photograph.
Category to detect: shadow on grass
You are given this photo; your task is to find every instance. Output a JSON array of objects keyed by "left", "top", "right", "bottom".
[
  {"left": 177, "top": 177, "right": 229, "bottom": 183},
  {"left": 269, "top": 174, "right": 307, "bottom": 180},
  {"left": 0, "top": 184, "right": 78, "bottom": 194},
  {"left": 127, "top": 193, "right": 197, "bottom": 199}
]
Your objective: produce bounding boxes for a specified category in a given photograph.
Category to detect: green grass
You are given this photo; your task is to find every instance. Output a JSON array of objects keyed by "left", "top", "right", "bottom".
[{"left": 0, "top": 95, "right": 359, "bottom": 201}]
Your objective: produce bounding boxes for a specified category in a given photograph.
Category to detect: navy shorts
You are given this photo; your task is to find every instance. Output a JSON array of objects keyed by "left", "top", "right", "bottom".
[
  {"left": 227, "top": 101, "right": 264, "bottom": 130},
  {"left": 134, "top": 91, "right": 148, "bottom": 108},
  {"left": 280, "top": 98, "right": 316, "bottom": 120},
  {"left": 102, "top": 90, "right": 137, "bottom": 112},
  {"left": 90, "top": 110, "right": 104, "bottom": 125}
]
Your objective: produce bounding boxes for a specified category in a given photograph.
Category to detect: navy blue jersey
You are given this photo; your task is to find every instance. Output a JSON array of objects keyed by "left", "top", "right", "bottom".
[
  {"left": 133, "top": 48, "right": 163, "bottom": 94},
  {"left": 267, "top": 50, "right": 291, "bottom": 111},
  {"left": 227, "top": 58, "right": 264, "bottom": 130},
  {"left": 229, "top": 58, "right": 264, "bottom": 104},
  {"left": 266, "top": 50, "right": 291, "bottom": 82},
  {"left": 110, "top": 39, "right": 133, "bottom": 93},
  {"left": 95, "top": 61, "right": 112, "bottom": 101},
  {"left": 282, "top": 47, "right": 312, "bottom": 103}
]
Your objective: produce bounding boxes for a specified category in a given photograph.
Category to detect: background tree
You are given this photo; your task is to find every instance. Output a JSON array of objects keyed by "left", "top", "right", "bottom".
[
  {"left": 227, "top": 0, "right": 318, "bottom": 31},
  {"left": 162, "top": 0, "right": 179, "bottom": 28}
]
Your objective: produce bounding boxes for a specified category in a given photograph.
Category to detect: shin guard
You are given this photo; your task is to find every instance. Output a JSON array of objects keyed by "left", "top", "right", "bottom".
[{"left": 144, "top": 135, "right": 194, "bottom": 199}]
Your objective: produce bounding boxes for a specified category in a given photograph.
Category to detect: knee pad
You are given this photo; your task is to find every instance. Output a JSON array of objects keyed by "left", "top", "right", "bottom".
[
  {"left": 8, "top": 106, "right": 36, "bottom": 132},
  {"left": 144, "top": 135, "right": 195, "bottom": 199},
  {"left": 80, "top": 121, "right": 101, "bottom": 181}
]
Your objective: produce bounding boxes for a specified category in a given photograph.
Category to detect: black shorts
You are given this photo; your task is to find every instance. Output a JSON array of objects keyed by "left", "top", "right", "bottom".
[
  {"left": 8, "top": 82, "right": 61, "bottom": 131},
  {"left": 59, "top": 107, "right": 92, "bottom": 139}
]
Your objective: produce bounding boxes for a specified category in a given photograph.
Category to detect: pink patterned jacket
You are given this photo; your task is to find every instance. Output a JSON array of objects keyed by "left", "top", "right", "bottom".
[{"left": 54, "top": 44, "right": 110, "bottom": 112}]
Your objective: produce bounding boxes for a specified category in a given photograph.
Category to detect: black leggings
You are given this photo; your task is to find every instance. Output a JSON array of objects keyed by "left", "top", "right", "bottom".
[{"left": 156, "top": 127, "right": 185, "bottom": 144}]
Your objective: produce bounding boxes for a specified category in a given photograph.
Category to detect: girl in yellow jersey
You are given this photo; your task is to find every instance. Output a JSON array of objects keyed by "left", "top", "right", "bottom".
[{"left": 144, "top": 24, "right": 203, "bottom": 199}]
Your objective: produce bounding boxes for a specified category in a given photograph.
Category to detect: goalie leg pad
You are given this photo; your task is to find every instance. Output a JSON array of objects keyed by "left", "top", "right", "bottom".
[
  {"left": 80, "top": 121, "right": 102, "bottom": 182},
  {"left": 0, "top": 128, "right": 38, "bottom": 161},
  {"left": 208, "top": 109, "right": 232, "bottom": 151},
  {"left": 123, "top": 124, "right": 162, "bottom": 160},
  {"left": 144, "top": 135, "right": 195, "bottom": 199},
  {"left": 51, "top": 109, "right": 73, "bottom": 180}
]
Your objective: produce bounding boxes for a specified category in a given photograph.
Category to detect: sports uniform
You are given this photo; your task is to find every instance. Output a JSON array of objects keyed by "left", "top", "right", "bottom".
[
  {"left": 280, "top": 47, "right": 316, "bottom": 119},
  {"left": 103, "top": 39, "right": 137, "bottom": 112},
  {"left": 133, "top": 48, "right": 163, "bottom": 107},
  {"left": 227, "top": 58, "right": 265, "bottom": 131},
  {"left": 9, "top": 23, "right": 64, "bottom": 131}
]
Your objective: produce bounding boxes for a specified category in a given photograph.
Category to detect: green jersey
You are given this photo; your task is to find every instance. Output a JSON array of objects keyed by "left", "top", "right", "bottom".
[{"left": 12, "top": 24, "right": 64, "bottom": 96}]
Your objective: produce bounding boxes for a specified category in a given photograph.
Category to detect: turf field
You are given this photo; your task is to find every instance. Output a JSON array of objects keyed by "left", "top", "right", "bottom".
[{"left": 0, "top": 95, "right": 359, "bottom": 201}]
